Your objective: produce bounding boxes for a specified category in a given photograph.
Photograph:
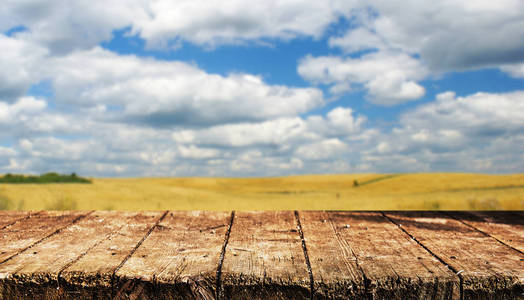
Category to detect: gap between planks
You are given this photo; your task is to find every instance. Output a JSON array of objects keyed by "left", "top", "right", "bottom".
[
  {"left": 441, "top": 211, "right": 524, "bottom": 256},
  {"left": 110, "top": 210, "right": 169, "bottom": 299},
  {"left": 215, "top": 211, "right": 235, "bottom": 299},
  {"left": 0, "top": 211, "right": 94, "bottom": 265},
  {"left": 0, "top": 211, "right": 41, "bottom": 231},
  {"left": 294, "top": 211, "right": 314, "bottom": 300},
  {"left": 381, "top": 212, "right": 465, "bottom": 300},
  {"left": 325, "top": 211, "right": 371, "bottom": 296}
]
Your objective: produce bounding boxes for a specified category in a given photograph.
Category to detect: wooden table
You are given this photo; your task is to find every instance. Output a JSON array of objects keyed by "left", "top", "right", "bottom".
[{"left": 0, "top": 211, "right": 522, "bottom": 299}]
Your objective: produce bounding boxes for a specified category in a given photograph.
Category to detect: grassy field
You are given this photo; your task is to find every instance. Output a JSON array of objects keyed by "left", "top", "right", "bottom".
[{"left": 0, "top": 173, "right": 523, "bottom": 210}]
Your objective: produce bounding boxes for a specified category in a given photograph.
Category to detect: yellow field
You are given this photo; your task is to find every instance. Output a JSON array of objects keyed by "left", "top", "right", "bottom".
[{"left": 1, "top": 173, "right": 523, "bottom": 210}]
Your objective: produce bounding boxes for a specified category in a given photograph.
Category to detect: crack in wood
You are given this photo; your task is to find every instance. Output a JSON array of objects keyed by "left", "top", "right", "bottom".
[
  {"left": 381, "top": 212, "right": 464, "bottom": 300},
  {"left": 0, "top": 211, "right": 41, "bottom": 231},
  {"left": 294, "top": 211, "right": 314, "bottom": 300},
  {"left": 216, "top": 211, "right": 235, "bottom": 299},
  {"left": 56, "top": 224, "right": 124, "bottom": 289},
  {"left": 110, "top": 210, "right": 168, "bottom": 299},
  {"left": 326, "top": 211, "right": 371, "bottom": 298},
  {"left": 0, "top": 211, "right": 93, "bottom": 266},
  {"left": 441, "top": 211, "right": 524, "bottom": 256}
]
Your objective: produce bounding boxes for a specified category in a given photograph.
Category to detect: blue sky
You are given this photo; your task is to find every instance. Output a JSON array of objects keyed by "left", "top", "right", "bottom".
[{"left": 1, "top": 1, "right": 523, "bottom": 176}]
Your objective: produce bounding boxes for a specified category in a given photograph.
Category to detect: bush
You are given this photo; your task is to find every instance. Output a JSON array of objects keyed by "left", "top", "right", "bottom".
[
  {"left": 0, "top": 172, "right": 91, "bottom": 184},
  {"left": 353, "top": 179, "right": 359, "bottom": 187}
]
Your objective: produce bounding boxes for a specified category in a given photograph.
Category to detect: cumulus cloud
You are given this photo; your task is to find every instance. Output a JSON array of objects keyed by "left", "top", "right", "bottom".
[
  {"left": 361, "top": 91, "right": 524, "bottom": 172},
  {"left": 401, "top": 91, "right": 524, "bottom": 138},
  {"left": 0, "top": 1, "right": 143, "bottom": 54},
  {"left": 298, "top": 51, "right": 428, "bottom": 105},
  {"left": 1, "top": 0, "right": 358, "bottom": 53},
  {"left": 172, "top": 106, "right": 364, "bottom": 147},
  {"left": 500, "top": 63, "right": 524, "bottom": 79},
  {"left": 3, "top": 90, "right": 524, "bottom": 176},
  {"left": 0, "top": 96, "right": 87, "bottom": 138},
  {"left": 2, "top": 1, "right": 524, "bottom": 176},
  {"left": 0, "top": 35, "right": 47, "bottom": 101},
  {"left": 132, "top": 0, "right": 357, "bottom": 48},
  {"left": 295, "top": 138, "right": 349, "bottom": 160},
  {"left": 331, "top": 0, "right": 524, "bottom": 71},
  {"left": 46, "top": 47, "right": 324, "bottom": 127}
]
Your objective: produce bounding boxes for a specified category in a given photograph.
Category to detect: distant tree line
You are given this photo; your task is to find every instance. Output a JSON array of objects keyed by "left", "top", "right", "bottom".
[{"left": 0, "top": 172, "right": 91, "bottom": 184}]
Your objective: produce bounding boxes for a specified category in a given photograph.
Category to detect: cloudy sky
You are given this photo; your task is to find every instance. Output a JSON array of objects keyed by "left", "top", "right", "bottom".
[{"left": 1, "top": 0, "right": 523, "bottom": 177}]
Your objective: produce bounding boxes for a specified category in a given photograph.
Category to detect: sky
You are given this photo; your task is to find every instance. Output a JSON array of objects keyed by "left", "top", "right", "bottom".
[{"left": 1, "top": 0, "right": 524, "bottom": 177}]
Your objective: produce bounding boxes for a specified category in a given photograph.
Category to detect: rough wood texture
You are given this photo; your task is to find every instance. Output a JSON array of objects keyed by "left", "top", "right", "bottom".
[
  {"left": 0, "top": 211, "right": 89, "bottom": 264},
  {"left": 296, "top": 211, "right": 363, "bottom": 299},
  {"left": 325, "top": 212, "right": 459, "bottom": 299},
  {"left": 447, "top": 211, "right": 524, "bottom": 254},
  {"left": 0, "top": 211, "right": 153, "bottom": 299},
  {"left": 60, "top": 211, "right": 165, "bottom": 298},
  {"left": 0, "top": 211, "right": 32, "bottom": 230},
  {"left": 220, "top": 211, "right": 310, "bottom": 299},
  {"left": 384, "top": 211, "right": 524, "bottom": 300},
  {"left": 0, "top": 211, "right": 523, "bottom": 300},
  {"left": 115, "top": 211, "right": 232, "bottom": 300}
]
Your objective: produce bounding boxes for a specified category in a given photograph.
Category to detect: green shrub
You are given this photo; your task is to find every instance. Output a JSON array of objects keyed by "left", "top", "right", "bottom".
[
  {"left": 353, "top": 179, "right": 359, "bottom": 187},
  {"left": 0, "top": 172, "right": 91, "bottom": 184}
]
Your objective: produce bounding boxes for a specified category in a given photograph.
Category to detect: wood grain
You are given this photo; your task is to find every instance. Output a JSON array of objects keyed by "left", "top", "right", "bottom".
[
  {"left": 115, "top": 211, "right": 232, "bottom": 300},
  {"left": 220, "top": 211, "right": 310, "bottom": 299},
  {"left": 0, "top": 211, "right": 32, "bottom": 230},
  {"left": 447, "top": 211, "right": 524, "bottom": 254},
  {"left": 0, "top": 211, "right": 89, "bottom": 264},
  {"left": 328, "top": 211, "right": 458, "bottom": 299},
  {"left": 384, "top": 211, "right": 524, "bottom": 299},
  {"left": 0, "top": 211, "right": 143, "bottom": 299},
  {"left": 0, "top": 211, "right": 522, "bottom": 299},
  {"left": 60, "top": 211, "right": 165, "bottom": 298},
  {"left": 296, "top": 211, "right": 363, "bottom": 299}
]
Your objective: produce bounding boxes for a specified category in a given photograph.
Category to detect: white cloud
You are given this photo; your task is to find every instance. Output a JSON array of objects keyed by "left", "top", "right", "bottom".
[
  {"left": 1, "top": 0, "right": 358, "bottom": 53},
  {"left": 172, "top": 106, "right": 364, "bottom": 148},
  {"left": 298, "top": 51, "right": 428, "bottom": 105},
  {"left": 0, "top": 36, "right": 47, "bottom": 101},
  {"left": 361, "top": 91, "right": 524, "bottom": 172},
  {"left": 295, "top": 138, "right": 349, "bottom": 160},
  {"left": 329, "top": 27, "right": 387, "bottom": 53},
  {"left": 3, "top": 91, "right": 524, "bottom": 176},
  {"left": 1, "top": 1, "right": 142, "bottom": 54},
  {"left": 130, "top": 0, "right": 357, "bottom": 49},
  {"left": 0, "top": 96, "right": 87, "bottom": 138},
  {"left": 401, "top": 91, "right": 524, "bottom": 137},
  {"left": 177, "top": 145, "right": 220, "bottom": 159},
  {"left": 331, "top": 0, "right": 524, "bottom": 71},
  {"left": 0, "top": 96, "right": 46, "bottom": 119},
  {"left": 47, "top": 47, "right": 324, "bottom": 126},
  {"left": 172, "top": 117, "right": 309, "bottom": 147},
  {"left": 306, "top": 107, "right": 366, "bottom": 137},
  {"left": 500, "top": 63, "right": 524, "bottom": 79}
]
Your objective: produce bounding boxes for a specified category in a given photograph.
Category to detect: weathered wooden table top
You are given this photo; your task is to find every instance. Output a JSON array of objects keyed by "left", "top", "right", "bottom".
[{"left": 0, "top": 211, "right": 522, "bottom": 300}]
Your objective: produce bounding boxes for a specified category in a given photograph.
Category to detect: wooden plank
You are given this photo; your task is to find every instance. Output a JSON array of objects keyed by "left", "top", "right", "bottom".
[
  {"left": 325, "top": 212, "right": 458, "bottom": 299},
  {"left": 0, "top": 211, "right": 32, "bottom": 230},
  {"left": 0, "top": 211, "right": 145, "bottom": 299},
  {"left": 297, "top": 211, "right": 364, "bottom": 298},
  {"left": 115, "top": 211, "right": 231, "bottom": 299},
  {"left": 220, "top": 211, "right": 310, "bottom": 299},
  {"left": 60, "top": 211, "right": 165, "bottom": 295},
  {"left": 384, "top": 211, "right": 524, "bottom": 299},
  {"left": 447, "top": 211, "right": 524, "bottom": 254},
  {"left": 0, "top": 211, "right": 89, "bottom": 264}
]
